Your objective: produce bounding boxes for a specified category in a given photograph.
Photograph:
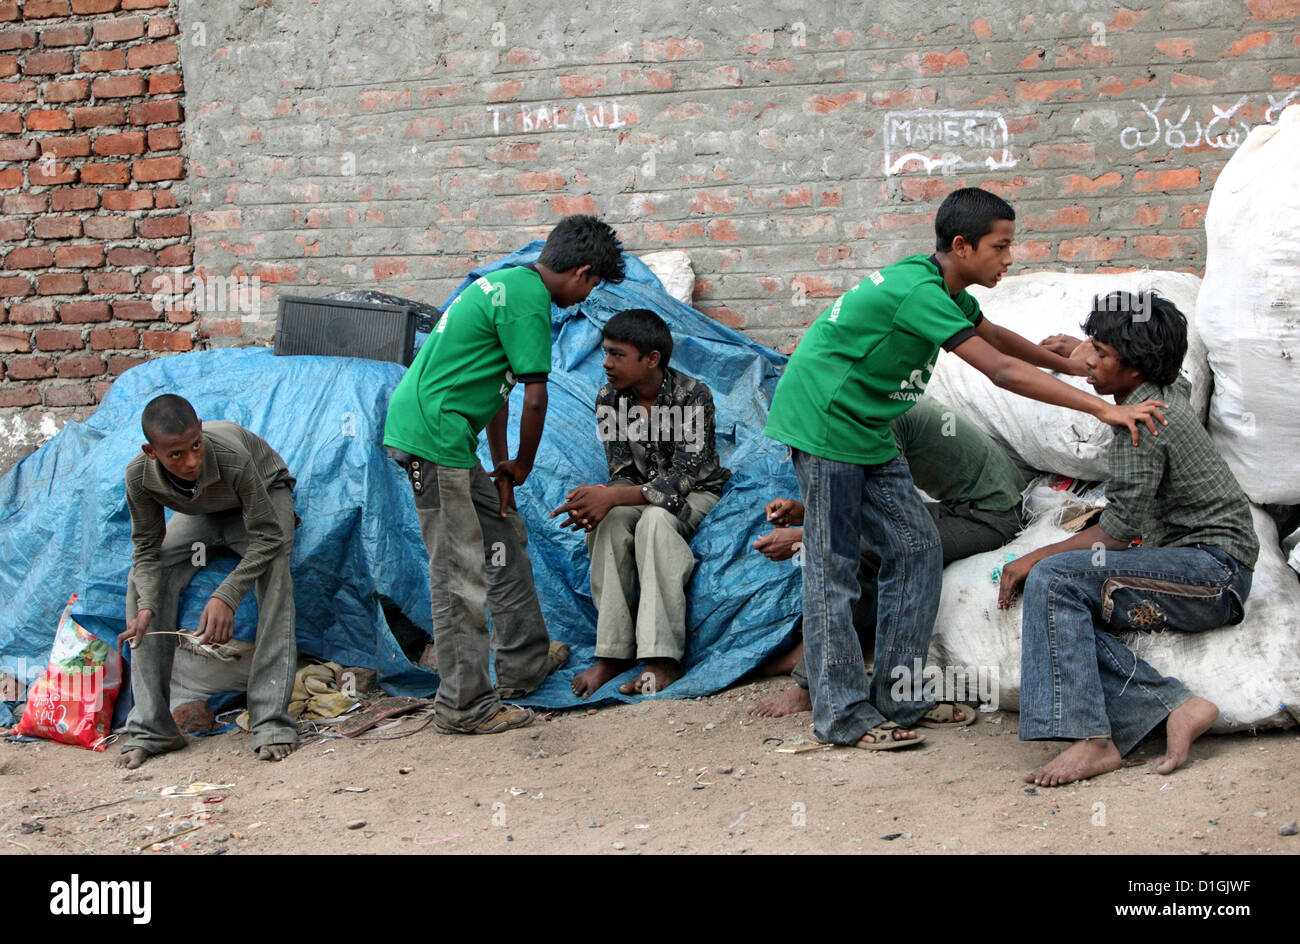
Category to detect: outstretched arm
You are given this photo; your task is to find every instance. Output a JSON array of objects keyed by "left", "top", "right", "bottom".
[{"left": 975, "top": 318, "right": 1084, "bottom": 375}]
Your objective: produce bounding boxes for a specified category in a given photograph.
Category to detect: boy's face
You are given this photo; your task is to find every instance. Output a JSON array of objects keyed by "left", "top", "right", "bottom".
[
  {"left": 142, "top": 422, "right": 205, "bottom": 482},
  {"left": 957, "top": 218, "right": 1015, "bottom": 288},
  {"left": 1084, "top": 339, "right": 1144, "bottom": 399},
  {"left": 602, "top": 339, "right": 659, "bottom": 391},
  {"left": 552, "top": 265, "right": 601, "bottom": 309}
]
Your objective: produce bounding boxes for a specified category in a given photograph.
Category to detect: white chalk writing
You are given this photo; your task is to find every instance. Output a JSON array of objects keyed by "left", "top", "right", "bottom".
[
  {"left": 883, "top": 110, "right": 1015, "bottom": 176},
  {"left": 1119, "top": 91, "right": 1299, "bottom": 152},
  {"left": 488, "top": 100, "right": 627, "bottom": 135}
]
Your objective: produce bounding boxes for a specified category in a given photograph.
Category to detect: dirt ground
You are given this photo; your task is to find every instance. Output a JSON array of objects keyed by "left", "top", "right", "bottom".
[{"left": 2, "top": 677, "right": 1297, "bottom": 856}]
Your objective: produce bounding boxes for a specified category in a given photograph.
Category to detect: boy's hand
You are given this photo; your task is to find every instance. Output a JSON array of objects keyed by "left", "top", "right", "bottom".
[
  {"left": 119, "top": 609, "right": 153, "bottom": 650},
  {"left": 1100, "top": 399, "right": 1168, "bottom": 446},
  {"left": 764, "top": 497, "right": 804, "bottom": 527},
  {"left": 492, "top": 472, "right": 516, "bottom": 518},
  {"left": 753, "top": 527, "right": 803, "bottom": 561},
  {"left": 550, "top": 485, "right": 614, "bottom": 532},
  {"left": 490, "top": 460, "right": 531, "bottom": 518},
  {"left": 197, "top": 598, "right": 235, "bottom": 646},
  {"left": 1039, "top": 334, "right": 1084, "bottom": 358},
  {"left": 997, "top": 556, "right": 1035, "bottom": 609}
]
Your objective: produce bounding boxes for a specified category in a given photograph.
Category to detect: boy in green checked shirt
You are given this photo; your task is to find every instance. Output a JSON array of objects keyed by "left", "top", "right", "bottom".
[{"left": 384, "top": 215, "right": 625, "bottom": 735}]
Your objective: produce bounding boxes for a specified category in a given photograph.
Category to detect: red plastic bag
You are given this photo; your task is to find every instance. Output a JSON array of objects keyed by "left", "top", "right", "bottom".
[{"left": 15, "top": 594, "right": 122, "bottom": 751}]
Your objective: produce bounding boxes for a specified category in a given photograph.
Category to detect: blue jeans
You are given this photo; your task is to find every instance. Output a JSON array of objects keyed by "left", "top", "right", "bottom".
[
  {"left": 1019, "top": 543, "right": 1252, "bottom": 754},
  {"left": 793, "top": 449, "right": 943, "bottom": 744}
]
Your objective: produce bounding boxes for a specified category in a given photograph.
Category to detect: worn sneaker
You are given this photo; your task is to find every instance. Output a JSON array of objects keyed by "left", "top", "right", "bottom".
[
  {"left": 496, "top": 641, "right": 571, "bottom": 700},
  {"left": 434, "top": 704, "right": 534, "bottom": 735}
]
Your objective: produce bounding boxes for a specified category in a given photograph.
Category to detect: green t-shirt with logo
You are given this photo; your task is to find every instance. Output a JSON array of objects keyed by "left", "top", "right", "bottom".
[
  {"left": 383, "top": 266, "right": 552, "bottom": 467},
  {"left": 891, "top": 397, "right": 1027, "bottom": 511},
  {"left": 765, "top": 254, "right": 983, "bottom": 465}
]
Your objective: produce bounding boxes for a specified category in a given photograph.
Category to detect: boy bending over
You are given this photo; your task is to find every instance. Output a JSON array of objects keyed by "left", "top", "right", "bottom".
[
  {"left": 999, "top": 292, "right": 1256, "bottom": 786},
  {"left": 117, "top": 394, "right": 299, "bottom": 767},
  {"left": 554, "top": 309, "right": 731, "bottom": 697}
]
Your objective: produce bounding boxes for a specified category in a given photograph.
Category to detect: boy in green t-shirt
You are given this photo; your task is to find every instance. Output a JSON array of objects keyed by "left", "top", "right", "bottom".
[
  {"left": 764, "top": 187, "right": 1169, "bottom": 750},
  {"left": 384, "top": 215, "right": 625, "bottom": 735}
]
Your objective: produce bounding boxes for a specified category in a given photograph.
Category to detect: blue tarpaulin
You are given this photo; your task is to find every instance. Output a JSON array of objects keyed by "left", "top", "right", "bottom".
[{"left": 0, "top": 245, "right": 800, "bottom": 726}]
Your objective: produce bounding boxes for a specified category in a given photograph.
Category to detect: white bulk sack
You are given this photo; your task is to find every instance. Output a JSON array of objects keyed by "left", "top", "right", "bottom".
[
  {"left": 1196, "top": 104, "right": 1300, "bottom": 504},
  {"left": 639, "top": 250, "right": 695, "bottom": 305},
  {"left": 925, "top": 271, "right": 1210, "bottom": 480},
  {"left": 929, "top": 505, "right": 1300, "bottom": 732}
]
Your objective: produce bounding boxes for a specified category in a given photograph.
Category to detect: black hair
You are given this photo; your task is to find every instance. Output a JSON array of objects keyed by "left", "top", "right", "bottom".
[
  {"left": 141, "top": 394, "right": 199, "bottom": 443},
  {"left": 538, "top": 214, "right": 626, "bottom": 284},
  {"left": 603, "top": 308, "right": 672, "bottom": 370},
  {"left": 1083, "top": 291, "right": 1187, "bottom": 388},
  {"left": 934, "top": 187, "right": 1016, "bottom": 252}
]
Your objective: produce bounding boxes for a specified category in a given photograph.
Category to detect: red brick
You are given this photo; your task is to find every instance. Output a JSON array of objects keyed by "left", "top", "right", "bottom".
[
  {"left": 50, "top": 188, "right": 97, "bottom": 211},
  {"left": 136, "top": 213, "right": 187, "bottom": 238},
  {"left": 1156, "top": 38, "right": 1196, "bottom": 58},
  {"left": 0, "top": 0, "right": 16, "bottom": 17},
  {"left": 1179, "top": 202, "right": 1208, "bottom": 229},
  {"left": 71, "top": 105, "right": 124, "bottom": 128},
  {"left": 92, "top": 16, "right": 143, "bottom": 42},
  {"left": 6, "top": 356, "right": 55, "bottom": 379},
  {"left": 1222, "top": 31, "right": 1275, "bottom": 57},
  {"left": 106, "top": 246, "right": 153, "bottom": 266},
  {"left": 154, "top": 189, "right": 176, "bottom": 209},
  {"left": 90, "top": 327, "right": 139, "bottom": 350},
  {"left": 0, "top": 218, "right": 25, "bottom": 239},
  {"left": 106, "top": 352, "right": 144, "bottom": 372},
  {"left": 147, "top": 72, "right": 181, "bottom": 94},
  {"left": 21, "top": 50, "right": 72, "bottom": 74},
  {"left": 126, "top": 40, "right": 175, "bottom": 68},
  {"left": 8, "top": 299, "right": 54, "bottom": 322},
  {"left": 0, "top": 275, "right": 32, "bottom": 297},
  {"left": 1134, "top": 168, "right": 1201, "bottom": 193},
  {"left": 26, "top": 108, "right": 70, "bottom": 130},
  {"left": 79, "top": 49, "right": 126, "bottom": 72},
  {"left": 0, "top": 384, "right": 41, "bottom": 406},
  {"left": 1028, "top": 142, "right": 1096, "bottom": 167},
  {"left": 1026, "top": 205, "right": 1091, "bottom": 230},
  {"left": 0, "top": 79, "right": 38, "bottom": 101},
  {"left": 146, "top": 15, "right": 175, "bottom": 37},
  {"left": 1133, "top": 234, "right": 1194, "bottom": 259},
  {"left": 0, "top": 329, "right": 32, "bottom": 352},
  {"left": 35, "top": 163, "right": 78, "bottom": 185},
  {"left": 1016, "top": 78, "right": 1084, "bottom": 102},
  {"left": 921, "top": 48, "right": 969, "bottom": 74},
  {"left": 102, "top": 189, "right": 152, "bottom": 210},
  {"left": 1058, "top": 236, "right": 1125, "bottom": 262},
  {"left": 35, "top": 272, "right": 84, "bottom": 294},
  {"left": 2, "top": 192, "right": 47, "bottom": 214},
  {"left": 59, "top": 300, "right": 109, "bottom": 323},
  {"left": 70, "top": 0, "right": 121, "bottom": 12},
  {"left": 45, "top": 383, "right": 95, "bottom": 406},
  {"left": 92, "top": 130, "right": 145, "bottom": 156},
  {"left": 5, "top": 246, "right": 53, "bottom": 269},
  {"left": 165, "top": 304, "right": 192, "bottom": 324},
  {"left": 83, "top": 214, "right": 134, "bottom": 238},
  {"left": 0, "top": 53, "right": 15, "bottom": 75},
  {"left": 0, "top": 28, "right": 35, "bottom": 51},
  {"left": 44, "top": 78, "right": 89, "bottom": 102},
  {"left": 128, "top": 99, "right": 181, "bottom": 125},
  {"left": 91, "top": 74, "right": 146, "bottom": 98},
  {"left": 21, "top": 0, "right": 70, "bottom": 17},
  {"left": 0, "top": 110, "right": 19, "bottom": 131},
  {"left": 1059, "top": 171, "right": 1124, "bottom": 196},
  {"left": 82, "top": 162, "right": 130, "bottom": 185},
  {"left": 132, "top": 155, "right": 182, "bottom": 182},
  {"left": 54, "top": 244, "right": 104, "bottom": 268},
  {"left": 93, "top": 380, "right": 113, "bottom": 401},
  {"left": 0, "top": 167, "right": 20, "bottom": 188},
  {"left": 33, "top": 216, "right": 81, "bottom": 238},
  {"left": 1132, "top": 204, "right": 1169, "bottom": 225},
  {"left": 56, "top": 353, "right": 104, "bottom": 377},
  {"left": 142, "top": 329, "right": 189, "bottom": 351},
  {"left": 86, "top": 270, "right": 134, "bottom": 292},
  {"left": 112, "top": 299, "right": 158, "bottom": 320},
  {"left": 34, "top": 327, "right": 83, "bottom": 351},
  {"left": 157, "top": 243, "right": 189, "bottom": 266},
  {"left": 146, "top": 126, "right": 180, "bottom": 150},
  {"left": 121, "top": 0, "right": 168, "bottom": 7},
  {"left": 0, "top": 138, "right": 37, "bottom": 160}
]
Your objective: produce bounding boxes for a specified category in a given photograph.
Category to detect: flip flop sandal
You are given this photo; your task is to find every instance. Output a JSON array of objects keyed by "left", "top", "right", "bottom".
[
  {"left": 849, "top": 721, "right": 926, "bottom": 751},
  {"left": 917, "top": 702, "right": 977, "bottom": 728}
]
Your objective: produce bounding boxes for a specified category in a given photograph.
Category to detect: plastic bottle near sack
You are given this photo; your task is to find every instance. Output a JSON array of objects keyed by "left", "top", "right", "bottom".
[
  {"left": 15, "top": 595, "right": 122, "bottom": 751},
  {"left": 1195, "top": 104, "right": 1300, "bottom": 504}
]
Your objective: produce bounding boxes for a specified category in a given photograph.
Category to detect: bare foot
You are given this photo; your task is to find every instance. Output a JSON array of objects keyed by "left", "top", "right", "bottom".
[
  {"left": 749, "top": 686, "right": 812, "bottom": 717},
  {"left": 256, "top": 743, "right": 296, "bottom": 762},
  {"left": 114, "top": 748, "right": 148, "bottom": 769},
  {"left": 1024, "top": 738, "right": 1122, "bottom": 787},
  {"left": 571, "top": 657, "right": 633, "bottom": 699},
  {"left": 757, "top": 642, "right": 803, "bottom": 677},
  {"left": 618, "top": 658, "right": 682, "bottom": 695},
  {"left": 1156, "top": 696, "right": 1218, "bottom": 775}
]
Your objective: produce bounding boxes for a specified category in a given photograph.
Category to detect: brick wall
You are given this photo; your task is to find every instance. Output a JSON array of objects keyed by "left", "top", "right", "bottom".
[{"left": 0, "top": 0, "right": 187, "bottom": 466}]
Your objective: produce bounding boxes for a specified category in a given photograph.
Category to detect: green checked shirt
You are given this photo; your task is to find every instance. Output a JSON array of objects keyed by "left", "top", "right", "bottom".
[{"left": 1098, "top": 377, "right": 1258, "bottom": 568}]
